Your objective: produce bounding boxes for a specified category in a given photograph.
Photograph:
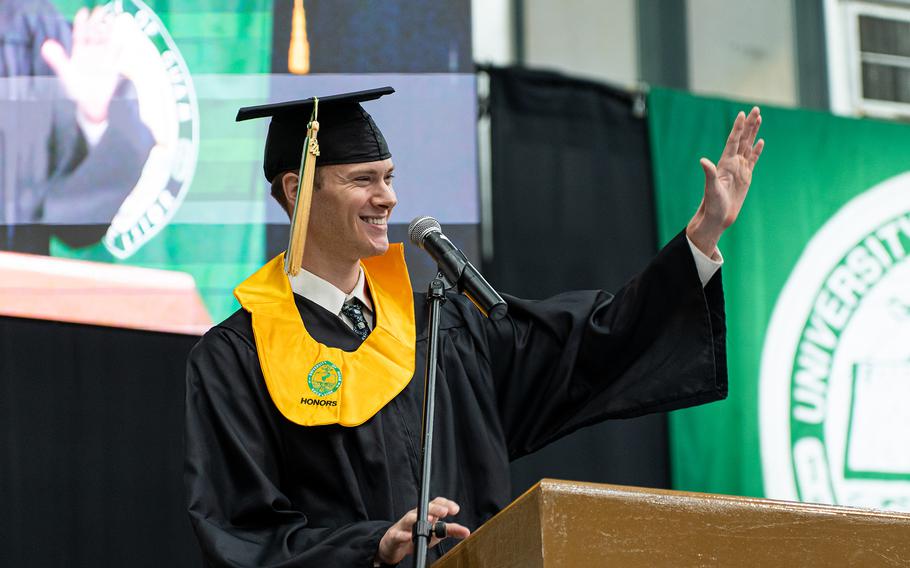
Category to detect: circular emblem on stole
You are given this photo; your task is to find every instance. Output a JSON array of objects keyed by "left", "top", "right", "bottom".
[
  {"left": 307, "top": 361, "right": 342, "bottom": 397},
  {"left": 760, "top": 172, "right": 910, "bottom": 512}
]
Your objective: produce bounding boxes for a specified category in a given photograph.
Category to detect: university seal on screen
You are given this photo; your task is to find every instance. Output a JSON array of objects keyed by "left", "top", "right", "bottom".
[
  {"left": 760, "top": 172, "right": 910, "bottom": 512},
  {"left": 100, "top": 0, "right": 200, "bottom": 259}
]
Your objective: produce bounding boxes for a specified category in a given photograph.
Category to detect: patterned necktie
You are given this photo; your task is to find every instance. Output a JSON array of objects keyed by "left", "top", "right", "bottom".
[{"left": 340, "top": 298, "right": 371, "bottom": 340}]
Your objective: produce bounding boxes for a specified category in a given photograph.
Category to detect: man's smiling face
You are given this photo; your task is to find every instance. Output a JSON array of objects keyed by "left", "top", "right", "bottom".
[{"left": 305, "top": 158, "right": 397, "bottom": 264}]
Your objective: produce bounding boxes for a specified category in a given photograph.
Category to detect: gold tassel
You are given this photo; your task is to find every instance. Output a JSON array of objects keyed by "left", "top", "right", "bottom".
[
  {"left": 285, "top": 99, "right": 320, "bottom": 276},
  {"left": 288, "top": 0, "right": 310, "bottom": 75}
]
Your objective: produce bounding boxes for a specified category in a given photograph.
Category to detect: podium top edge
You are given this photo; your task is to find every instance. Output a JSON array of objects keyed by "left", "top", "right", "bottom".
[{"left": 535, "top": 479, "right": 910, "bottom": 520}]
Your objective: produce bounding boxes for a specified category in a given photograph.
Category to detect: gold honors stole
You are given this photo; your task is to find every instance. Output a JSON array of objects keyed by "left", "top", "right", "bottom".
[{"left": 233, "top": 244, "right": 416, "bottom": 427}]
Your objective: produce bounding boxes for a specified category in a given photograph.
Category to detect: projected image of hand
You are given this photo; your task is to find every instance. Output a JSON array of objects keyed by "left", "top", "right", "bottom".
[{"left": 40, "top": 6, "right": 123, "bottom": 124}]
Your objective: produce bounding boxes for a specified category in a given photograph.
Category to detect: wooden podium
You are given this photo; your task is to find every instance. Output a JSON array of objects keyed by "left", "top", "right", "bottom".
[{"left": 435, "top": 479, "right": 910, "bottom": 567}]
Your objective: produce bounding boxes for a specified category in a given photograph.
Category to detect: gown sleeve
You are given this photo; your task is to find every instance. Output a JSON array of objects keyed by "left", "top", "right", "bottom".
[
  {"left": 184, "top": 327, "right": 391, "bottom": 568},
  {"left": 484, "top": 230, "right": 727, "bottom": 460}
]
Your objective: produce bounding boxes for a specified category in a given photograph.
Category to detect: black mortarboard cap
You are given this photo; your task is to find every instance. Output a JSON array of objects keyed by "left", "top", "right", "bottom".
[{"left": 236, "top": 87, "right": 394, "bottom": 181}]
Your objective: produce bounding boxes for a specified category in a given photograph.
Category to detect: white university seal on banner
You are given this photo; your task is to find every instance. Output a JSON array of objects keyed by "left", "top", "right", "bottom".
[
  {"left": 99, "top": 0, "right": 199, "bottom": 259},
  {"left": 760, "top": 172, "right": 910, "bottom": 511}
]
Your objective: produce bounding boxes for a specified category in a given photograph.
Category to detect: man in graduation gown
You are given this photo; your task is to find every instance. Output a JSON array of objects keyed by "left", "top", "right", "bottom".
[{"left": 184, "top": 88, "right": 764, "bottom": 567}]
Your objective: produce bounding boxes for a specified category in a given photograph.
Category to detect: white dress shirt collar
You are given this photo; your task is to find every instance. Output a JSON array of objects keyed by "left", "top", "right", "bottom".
[{"left": 287, "top": 266, "right": 374, "bottom": 316}]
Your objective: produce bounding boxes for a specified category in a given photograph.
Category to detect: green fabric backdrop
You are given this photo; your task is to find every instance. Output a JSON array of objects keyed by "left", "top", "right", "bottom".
[{"left": 649, "top": 87, "right": 910, "bottom": 509}]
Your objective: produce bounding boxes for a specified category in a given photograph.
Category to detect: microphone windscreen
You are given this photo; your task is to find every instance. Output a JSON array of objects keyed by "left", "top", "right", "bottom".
[{"left": 408, "top": 216, "right": 441, "bottom": 247}]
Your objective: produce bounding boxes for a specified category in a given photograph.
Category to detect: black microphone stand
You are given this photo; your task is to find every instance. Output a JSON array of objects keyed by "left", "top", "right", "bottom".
[{"left": 412, "top": 272, "right": 450, "bottom": 568}]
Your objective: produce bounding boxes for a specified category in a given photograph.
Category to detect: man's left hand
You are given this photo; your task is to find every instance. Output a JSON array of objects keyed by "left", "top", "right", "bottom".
[{"left": 686, "top": 106, "right": 764, "bottom": 257}]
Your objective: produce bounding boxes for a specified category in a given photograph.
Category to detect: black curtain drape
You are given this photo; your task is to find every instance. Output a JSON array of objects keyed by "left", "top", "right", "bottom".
[
  {"left": 0, "top": 317, "right": 200, "bottom": 566},
  {"left": 484, "top": 66, "right": 672, "bottom": 496}
]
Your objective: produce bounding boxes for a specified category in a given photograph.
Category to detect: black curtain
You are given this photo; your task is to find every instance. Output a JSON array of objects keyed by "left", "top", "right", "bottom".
[
  {"left": 0, "top": 317, "right": 200, "bottom": 566},
  {"left": 484, "top": 66, "right": 671, "bottom": 496}
]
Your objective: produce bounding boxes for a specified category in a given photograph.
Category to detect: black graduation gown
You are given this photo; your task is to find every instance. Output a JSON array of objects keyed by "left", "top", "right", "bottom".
[{"left": 184, "top": 231, "right": 727, "bottom": 567}]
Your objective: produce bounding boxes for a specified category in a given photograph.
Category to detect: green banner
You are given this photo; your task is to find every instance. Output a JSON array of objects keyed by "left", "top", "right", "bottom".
[{"left": 649, "top": 88, "right": 910, "bottom": 511}]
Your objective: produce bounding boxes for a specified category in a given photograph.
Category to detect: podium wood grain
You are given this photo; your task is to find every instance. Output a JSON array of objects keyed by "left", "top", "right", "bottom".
[{"left": 435, "top": 479, "right": 910, "bottom": 567}]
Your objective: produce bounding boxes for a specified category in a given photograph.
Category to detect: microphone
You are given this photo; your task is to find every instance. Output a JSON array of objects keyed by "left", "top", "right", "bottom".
[{"left": 408, "top": 216, "right": 507, "bottom": 320}]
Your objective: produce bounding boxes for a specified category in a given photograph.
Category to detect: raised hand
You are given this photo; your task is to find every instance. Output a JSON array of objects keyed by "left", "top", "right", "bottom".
[
  {"left": 375, "top": 496, "right": 471, "bottom": 565},
  {"left": 40, "top": 6, "right": 124, "bottom": 124},
  {"left": 686, "top": 107, "right": 764, "bottom": 256}
]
